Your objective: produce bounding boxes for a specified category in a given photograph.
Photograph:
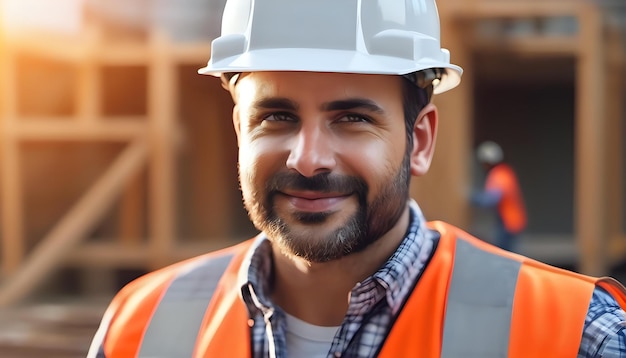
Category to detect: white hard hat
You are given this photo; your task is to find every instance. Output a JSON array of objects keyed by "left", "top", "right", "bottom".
[
  {"left": 198, "top": 0, "right": 463, "bottom": 94},
  {"left": 476, "top": 141, "right": 504, "bottom": 165}
]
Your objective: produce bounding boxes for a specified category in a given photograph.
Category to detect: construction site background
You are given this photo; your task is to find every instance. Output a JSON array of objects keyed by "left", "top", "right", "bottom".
[{"left": 0, "top": 0, "right": 625, "bottom": 356}]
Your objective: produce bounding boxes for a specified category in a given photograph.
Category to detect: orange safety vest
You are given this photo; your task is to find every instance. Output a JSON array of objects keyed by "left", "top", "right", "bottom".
[
  {"left": 485, "top": 163, "right": 527, "bottom": 234},
  {"left": 90, "top": 222, "right": 626, "bottom": 357}
]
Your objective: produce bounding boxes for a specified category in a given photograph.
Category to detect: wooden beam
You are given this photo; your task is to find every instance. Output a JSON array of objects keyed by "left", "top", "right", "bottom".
[
  {"left": 76, "top": 26, "right": 101, "bottom": 125},
  {"left": 606, "top": 27, "right": 625, "bottom": 262},
  {"left": 65, "top": 240, "right": 239, "bottom": 268},
  {"left": 411, "top": 16, "right": 473, "bottom": 228},
  {"left": 443, "top": 0, "right": 585, "bottom": 19},
  {"left": 4, "top": 30, "right": 211, "bottom": 66},
  {"left": 147, "top": 31, "right": 178, "bottom": 269},
  {"left": 575, "top": 4, "right": 608, "bottom": 276},
  {"left": 0, "top": 138, "right": 148, "bottom": 307},
  {"left": 0, "top": 41, "right": 25, "bottom": 277},
  {"left": 470, "top": 35, "right": 578, "bottom": 56},
  {"left": 119, "top": 170, "right": 145, "bottom": 247},
  {"left": 14, "top": 119, "right": 146, "bottom": 141},
  {"left": 67, "top": 242, "right": 150, "bottom": 268}
]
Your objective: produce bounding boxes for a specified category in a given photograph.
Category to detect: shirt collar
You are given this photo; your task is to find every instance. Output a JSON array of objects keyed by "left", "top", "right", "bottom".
[{"left": 372, "top": 199, "right": 436, "bottom": 313}]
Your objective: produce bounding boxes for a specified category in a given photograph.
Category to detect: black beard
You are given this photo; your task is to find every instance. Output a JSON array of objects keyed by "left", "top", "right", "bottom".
[{"left": 242, "top": 154, "right": 411, "bottom": 262}]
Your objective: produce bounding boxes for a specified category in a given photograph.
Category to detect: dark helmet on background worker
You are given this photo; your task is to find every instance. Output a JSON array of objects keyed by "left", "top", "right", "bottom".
[{"left": 198, "top": 0, "right": 463, "bottom": 94}]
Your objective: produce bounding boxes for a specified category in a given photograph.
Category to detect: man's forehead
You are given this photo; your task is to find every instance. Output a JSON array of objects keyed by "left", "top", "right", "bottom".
[{"left": 234, "top": 71, "right": 402, "bottom": 96}]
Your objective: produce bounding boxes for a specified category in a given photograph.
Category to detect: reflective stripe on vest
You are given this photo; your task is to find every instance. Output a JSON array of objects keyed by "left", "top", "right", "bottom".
[
  {"left": 138, "top": 253, "right": 235, "bottom": 358},
  {"left": 441, "top": 239, "right": 521, "bottom": 358}
]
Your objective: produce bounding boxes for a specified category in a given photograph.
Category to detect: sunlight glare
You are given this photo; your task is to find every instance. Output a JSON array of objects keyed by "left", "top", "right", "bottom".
[{"left": 0, "top": 0, "right": 85, "bottom": 34}]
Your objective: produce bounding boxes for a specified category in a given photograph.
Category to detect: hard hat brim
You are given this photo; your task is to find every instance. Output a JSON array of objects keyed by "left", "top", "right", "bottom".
[{"left": 198, "top": 48, "right": 463, "bottom": 94}]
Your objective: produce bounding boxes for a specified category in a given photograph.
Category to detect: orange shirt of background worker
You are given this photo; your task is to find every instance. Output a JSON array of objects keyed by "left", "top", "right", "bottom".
[{"left": 484, "top": 162, "right": 527, "bottom": 234}]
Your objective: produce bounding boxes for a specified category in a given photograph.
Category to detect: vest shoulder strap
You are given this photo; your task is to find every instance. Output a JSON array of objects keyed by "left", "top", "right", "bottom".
[
  {"left": 441, "top": 237, "right": 520, "bottom": 358},
  {"left": 380, "top": 221, "right": 606, "bottom": 358},
  {"left": 138, "top": 239, "right": 254, "bottom": 357}
]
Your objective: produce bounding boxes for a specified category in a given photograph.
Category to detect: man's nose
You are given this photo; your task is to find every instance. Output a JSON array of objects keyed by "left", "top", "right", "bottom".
[{"left": 285, "top": 125, "right": 337, "bottom": 177}]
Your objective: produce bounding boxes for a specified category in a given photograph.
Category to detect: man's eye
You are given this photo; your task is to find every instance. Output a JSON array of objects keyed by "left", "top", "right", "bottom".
[
  {"left": 264, "top": 112, "right": 296, "bottom": 122},
  {"left": 338, "top": 114, "right": 371, "bottom": 123}
]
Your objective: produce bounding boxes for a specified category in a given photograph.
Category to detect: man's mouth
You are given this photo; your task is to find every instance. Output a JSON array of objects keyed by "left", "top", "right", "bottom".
[{"left": 276, "top": 191, "right": 352, "bottom": 212}]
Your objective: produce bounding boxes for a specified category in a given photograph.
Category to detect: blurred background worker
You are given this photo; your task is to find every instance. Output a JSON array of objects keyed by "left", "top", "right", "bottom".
[{"left": 471, "top": 141, "right": 527, "bottom": 252}]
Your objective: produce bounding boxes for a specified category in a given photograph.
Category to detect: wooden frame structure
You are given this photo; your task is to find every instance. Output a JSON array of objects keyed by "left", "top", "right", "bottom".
[
  {"left": 0, "top": 25, "right": 233, "bottom": 306},
  {"left": 0, "top": 0, "right": 624, "bottom": 306},
  {"left": 430, "top": 0, "right": 625, "bottom": 276}
]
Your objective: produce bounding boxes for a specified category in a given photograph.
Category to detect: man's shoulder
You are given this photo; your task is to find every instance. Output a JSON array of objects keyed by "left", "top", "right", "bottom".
[
  {"left": 115, "top": 238, "right": 257, "bottom": 301},
  {"left": 427, "top": 220, "right": 598, "bottom": 283}
]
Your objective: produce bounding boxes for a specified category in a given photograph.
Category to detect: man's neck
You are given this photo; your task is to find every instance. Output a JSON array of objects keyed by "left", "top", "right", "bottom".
[{"left": 270, "top": 207, "right": 410, "bottom": 326}]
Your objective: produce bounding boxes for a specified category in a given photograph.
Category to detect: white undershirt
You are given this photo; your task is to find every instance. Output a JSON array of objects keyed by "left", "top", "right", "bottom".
[{"left": 284, "top": 313, "right": 340, "bottom": 357}]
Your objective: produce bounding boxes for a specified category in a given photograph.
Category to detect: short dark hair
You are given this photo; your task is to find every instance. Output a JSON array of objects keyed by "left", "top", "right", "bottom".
[{"left": 401, "top": 76, "right": 433, "bottom": 153}]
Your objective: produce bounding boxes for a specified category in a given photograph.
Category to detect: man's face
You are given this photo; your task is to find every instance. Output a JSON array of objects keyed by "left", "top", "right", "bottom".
[{"left": 232, "top": 72, "right": 412, "bottom": 262}]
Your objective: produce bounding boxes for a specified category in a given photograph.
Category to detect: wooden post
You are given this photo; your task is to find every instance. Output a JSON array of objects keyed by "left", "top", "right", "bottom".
[
  {"left": 606, "top": 26, "right": 626, "bottom": 262},
  {"left": 76, "top": 25, "right": 100, "bottom": 125},
  {"left": 119, "top": 172, "right": 145, "bottom": 246},
  {"left": 411, "top": 12, "right": 473, "bottom": 229},
  {"left": 575, "top": 4, "right": 608, "bottom": 276},
  {"left": 0, "top": 37, "right": 25, "bottom": 277},
  {"left": 147, "top": 30, "right": 177, "bottom": 269}
]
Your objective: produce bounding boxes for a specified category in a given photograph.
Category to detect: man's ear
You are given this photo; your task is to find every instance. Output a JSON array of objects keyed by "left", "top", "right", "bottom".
[
  {"left": 232, "top": 105, "right": 241, "bottom": 146},
  {"left": 409, "top": 103, "right": 438, "bottom": 177}
]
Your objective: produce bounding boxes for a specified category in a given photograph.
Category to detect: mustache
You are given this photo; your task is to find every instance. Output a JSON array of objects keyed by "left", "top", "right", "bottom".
[{"left": 266, "top": 172, "right": 367, "bottom": 194}]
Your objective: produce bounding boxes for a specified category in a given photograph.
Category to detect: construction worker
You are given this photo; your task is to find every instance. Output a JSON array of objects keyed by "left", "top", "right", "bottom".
[
  {"left": 472, "top": 140, "right": 527, "bottom": 252},
  {"left": 88, "top": 0, "right": 626, "bottom": 357}
]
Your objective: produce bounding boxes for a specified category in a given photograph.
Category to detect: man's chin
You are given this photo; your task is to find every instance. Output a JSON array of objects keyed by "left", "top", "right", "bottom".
[
  {"left": 277, "top": 218, "right": 349, "bottom": 239},
  {"left": 292, "top": 211, "right": 333, "bottom": 224},
  {"left": 272, "top": 223, "right": 363, "bottom": 261},
  {"left": 283, "top": 240, "right": 349, "bottom": 262}
]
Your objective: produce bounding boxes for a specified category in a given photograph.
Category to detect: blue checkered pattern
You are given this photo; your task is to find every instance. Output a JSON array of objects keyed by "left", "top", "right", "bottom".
[{"left": 578, "top": 287, "right": 626, "bottom": 357}]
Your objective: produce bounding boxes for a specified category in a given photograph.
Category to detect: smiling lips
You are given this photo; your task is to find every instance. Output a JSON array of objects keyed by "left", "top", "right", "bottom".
[{"left": 277, "top": 191, "right": 352, "bottom": 212}]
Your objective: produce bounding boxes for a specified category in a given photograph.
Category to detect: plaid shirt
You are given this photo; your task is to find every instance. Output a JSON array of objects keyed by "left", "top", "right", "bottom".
[
  {"left": 238, "top": 200, "right": 626, "bottom": 358},
  {"left": 579, "top": 287, "right": 626, "bottom": 357}
]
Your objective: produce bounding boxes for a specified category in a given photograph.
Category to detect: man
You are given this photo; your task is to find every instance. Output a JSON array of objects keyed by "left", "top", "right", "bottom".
[
  {"left": 471, "top": 140, "right": 527, "bottom": 252},
  {"left": 88, "top": 0, "right": 626, "bottom": 357}
]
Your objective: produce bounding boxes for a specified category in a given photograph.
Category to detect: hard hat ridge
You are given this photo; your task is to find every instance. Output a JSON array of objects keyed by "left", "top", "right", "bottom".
[{"left": 199, "top": 0, "right": 463, "bottom": 94}]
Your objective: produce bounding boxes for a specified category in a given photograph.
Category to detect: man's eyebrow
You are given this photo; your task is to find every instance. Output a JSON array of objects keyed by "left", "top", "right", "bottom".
[
  {"left": 321, "top": 99, "right": 384, "bottom": 113},
  {"left": 251, "top": 97, "right": 384, "bottom": 114},
  {"left": 252, "top": 97, "right": 299, "bottom": 111}
]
